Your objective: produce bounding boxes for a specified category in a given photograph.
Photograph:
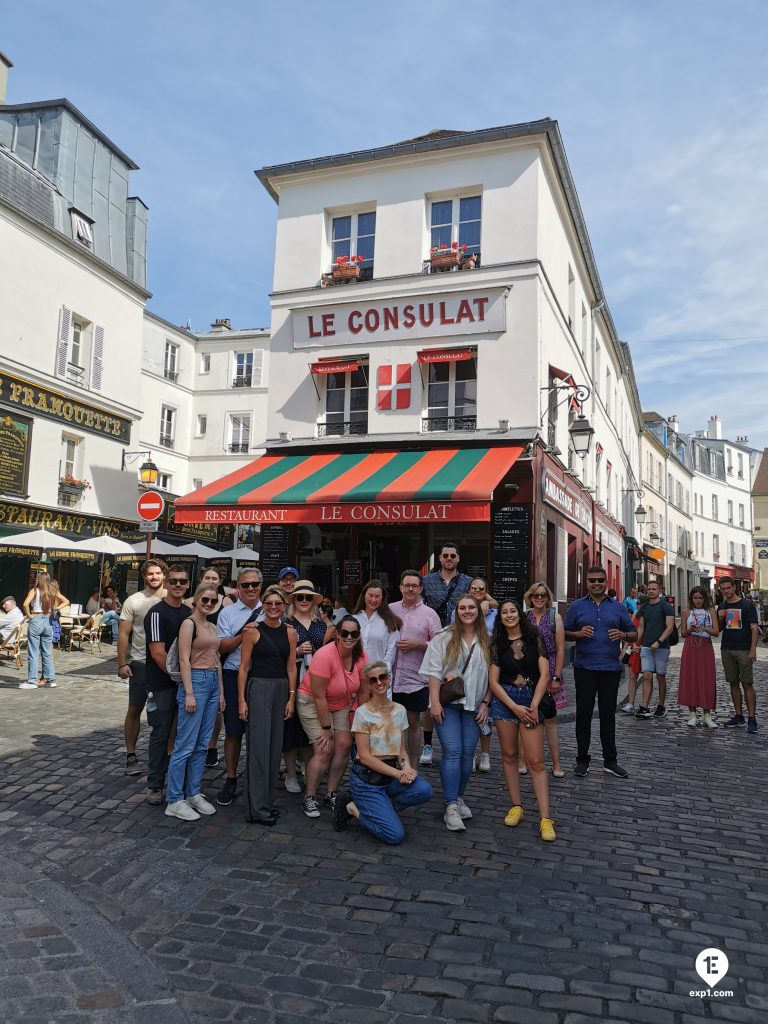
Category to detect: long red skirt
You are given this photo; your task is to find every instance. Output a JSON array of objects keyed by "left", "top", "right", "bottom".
[{"left": 677, "top": 636, "right": 717, "bottom": 710}]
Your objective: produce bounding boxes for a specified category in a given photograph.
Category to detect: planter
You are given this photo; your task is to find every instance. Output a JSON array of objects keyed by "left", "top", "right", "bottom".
[
  {"left": 58, "top": 483, "right": 85, "bottom": 496},
  {"left": 430, "top": 250, "right": 460, "bottom": 271},
  {"left": 332, "top": 264, "right": 361, "bottom": 282}
]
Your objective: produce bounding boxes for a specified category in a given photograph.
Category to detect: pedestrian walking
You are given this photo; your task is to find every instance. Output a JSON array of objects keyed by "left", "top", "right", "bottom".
[
  {"left": 21, "top": 572, "right": 69, "bottom": 689},
  {"left": 718, "top": 576, "right": 759, "bottom": 733},
  {"left": 165, "top": 583, "right": 224, "bottom": 821},
  {"left": 635, "top": 580, "right": 675, "bottom": 719},
  {"left": 563, "top": 566, "right": 637, "bottom": 779},
  {"left": 488, "top": 599, "right": 556, "bottom": 841},
  {"left": 523, "top": 581, "right": 566, "bottom": 777},
  {"left": 421, "top": 594, "right": 491, "bottom": 832},
  {"left": 620, "top": 607, "right": 643, "bottom": 714},
  {"left": 678, "top": 586, "right": 719, "bottom": 728}
]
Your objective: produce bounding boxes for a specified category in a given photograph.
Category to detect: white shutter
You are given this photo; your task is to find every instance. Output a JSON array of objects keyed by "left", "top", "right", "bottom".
[
  {"left": 251, "top": 349, "right": 264, "bottom": 386},
  {"left": 90, "top": 325, "right": 104, "bottom": 390},
  {"left": 56, "top": 306, "right": 71, "bottom": 378}
]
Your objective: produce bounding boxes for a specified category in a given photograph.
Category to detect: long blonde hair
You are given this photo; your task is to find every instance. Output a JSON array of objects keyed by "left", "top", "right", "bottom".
[
  {"left": 35, "top": 572, "right": 57, "bottom": 615},
  {"left": 443, "top": 594, "right": 490, "bottom": 669}
]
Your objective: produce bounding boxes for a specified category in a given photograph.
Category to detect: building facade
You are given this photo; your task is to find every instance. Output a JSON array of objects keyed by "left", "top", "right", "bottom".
[{"left": 752, "top": 449, "right": 768, "bottom": 598}]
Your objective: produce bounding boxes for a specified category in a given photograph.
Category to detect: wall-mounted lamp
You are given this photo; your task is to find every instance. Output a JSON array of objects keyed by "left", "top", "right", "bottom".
[
  {"left": 621, "top": 487, "right": 647, "bottom": 525},
  {"left": 121, "top": 450, "right": 159, "bottom": 487}
]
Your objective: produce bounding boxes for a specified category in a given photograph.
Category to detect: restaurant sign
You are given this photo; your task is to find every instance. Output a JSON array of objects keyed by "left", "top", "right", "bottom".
[
  {"left": 541, "top": 468, "right": 593, "bottom": 534},
  {"left": 178, "top": 501, "right": 492, "bottom": 525},
  {"left": 292, "top": 288, "right": 506, "bottom": 348},
  {"left": 0, "top": 500, "right": 137, "bottom": 539},
  {"left": 0, "top": 413, "right": 32, "bottom": 497},
  {"left": 0, "top": 373, "right": 132, "bottom": 443},
  {"left": 164, "top": 499, "right": 232, "bottom": 545}
]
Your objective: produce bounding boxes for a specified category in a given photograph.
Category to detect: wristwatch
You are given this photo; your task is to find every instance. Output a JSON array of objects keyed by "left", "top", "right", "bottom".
[
  {"left": 481, "top": 699, "right": 491, "bottom": 707},
  {"left": 552, "top": 675, "right": 561, "bottom": 682}
]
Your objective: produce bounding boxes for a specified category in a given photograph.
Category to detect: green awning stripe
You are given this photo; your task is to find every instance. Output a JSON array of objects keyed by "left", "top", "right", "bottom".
[
  {"left": 340, "top": 451, "right": 427, "bottom": 501},
  {"left": 412, "top": 449, "right": 487, "bottom": 498},
  {"left": 270, "top": 453, "right": 364, "bottom": 503},
  {"left": 211, "top": 457, "right": 298, "bottom": 504}
]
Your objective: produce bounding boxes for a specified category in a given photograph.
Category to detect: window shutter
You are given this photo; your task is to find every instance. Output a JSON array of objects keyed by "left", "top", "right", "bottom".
[
  {"left": 90, "top": 325, "right": 104, "bottom": 390},
  {"left": 57, "top": 307, "right": 71, "bottom": 378},
  {"left": 252, "top": 349, "right": 264, "bottom": 386}
]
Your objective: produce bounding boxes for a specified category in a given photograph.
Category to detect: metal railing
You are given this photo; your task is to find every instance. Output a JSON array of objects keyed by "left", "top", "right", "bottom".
[
  {"left": 159, "top": 434, "right": 174, "bottom": 449},
  {"left": 317, "top": 420, "right": 368, "bottom": 438},
  {"left": 164, "top": 368, "right": 179, "bottom": 382},
  {"left": 422, "top": 251, "right": 481, "bottom": 274},
  {"left": 228, "top": 442, "right": 249, "bottom": 453},
  {"left": 232, "top": 376, "right": 253, "bottom": 388},
  {"left": 422, "top": 415, "right": 477, "bottom": 433}
]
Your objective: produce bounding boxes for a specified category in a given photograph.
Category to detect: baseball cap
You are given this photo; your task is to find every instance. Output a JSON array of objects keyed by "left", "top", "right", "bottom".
[{"left": 279, "top": 566, "right": 299, "bottom": 580}]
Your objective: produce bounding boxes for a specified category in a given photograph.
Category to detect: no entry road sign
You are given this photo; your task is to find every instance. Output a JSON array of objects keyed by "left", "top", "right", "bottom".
[{"left": 137, "top": 491, "right": 165, "bottom": 522}]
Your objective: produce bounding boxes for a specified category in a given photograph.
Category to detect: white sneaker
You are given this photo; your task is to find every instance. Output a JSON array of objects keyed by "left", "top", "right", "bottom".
[
  {"left": 456, "top": 797, "right": 473, "bottom": 820},
  {"left": 687, "top": 713, "right": 697, "bottom": 727},
  {"left": 444, "top": 802, "right": 466, "bottom": 831},
  {"left": 47, "top": 680, "right": 57, "bottom": 687},
  {"left": 165, "top": 800, "right": 201, "bottom": 821},
  {"left": 621, "top": 702, "right": 635, "bottom": 714},
  {"left": 703, "top": 713, "right": 719, "bottom": 729},
  {"left": 186, "top": 793, "right": 216, "bottom": 815},
  {"left": 419, "top": 744, "right": 434, "bottom": 765},
  {"left": 477, "top": 752, "right": 491, "bottom": 773},
  {"left": 19, "top": 682, "right": 38, "bottom": 689},
  {"left": 284, "top": 776, "right": 302, "bottom": 794}
]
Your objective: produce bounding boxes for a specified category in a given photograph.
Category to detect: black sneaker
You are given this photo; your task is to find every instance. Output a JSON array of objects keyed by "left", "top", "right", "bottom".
[
  {"left": 216, "top": 778, "right": 237, "bottom": 806},
  {"left": 333, "top": 791, "right": 352, "bottom": 832},
  {"left": 573, "top": 761, "right": 590, "bottom": 777},
  {"left": 205, "top": 749, "right": 219, "bottom": 768},
  {"left": 604, "top": 762, "right": 629, "bottom": 779},
  {"left": 124, "top": 754, "right": 141, "bottom": 776},
  {"left": 635, "top": 706, "right": 652, "bottom": 719},
  {"left": 323, "top": 791, "right": 338, "bottom": 812},
  {"left": 653, "top": 704, "right": 667, "bottom": 718}
]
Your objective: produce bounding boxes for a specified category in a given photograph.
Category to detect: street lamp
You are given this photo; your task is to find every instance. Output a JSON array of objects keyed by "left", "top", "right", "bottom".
[
  {"left": 569, "top": 414, "right": 595, "bottom": 459},
  {"left": 539, "top": 380, "right": 594, "bottom": 459},
  {"left": 622, "top": 487, "right": 647, "bottom": 526},
  {"left": 121, "top": 450, "right": 159, "bottom": 487}
]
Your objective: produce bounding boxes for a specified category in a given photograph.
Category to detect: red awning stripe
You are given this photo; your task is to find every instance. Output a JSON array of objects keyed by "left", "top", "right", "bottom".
[
  {"left": 451, "top": 446, "right": 524, "bottom": 500},
  {"left": 236, "top": 453, "right": 341, "bottom": 504},
  {"left": 417, "top": 347, "right": 474, "bottom": 364},
  {"left": 305, "top": 451, "right": 399, "bottom": 502}
]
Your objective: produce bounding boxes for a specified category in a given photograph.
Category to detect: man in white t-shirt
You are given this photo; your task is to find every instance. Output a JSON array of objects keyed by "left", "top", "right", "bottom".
[
  {"left": 0, "top": 596, "right": 24, "bottom": 642},
  {"left": 117, "top": 560, "right": 166, "bottom": 776}
]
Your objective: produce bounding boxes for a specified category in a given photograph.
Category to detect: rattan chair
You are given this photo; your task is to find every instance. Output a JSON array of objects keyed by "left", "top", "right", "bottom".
[
  {"left": 0, "top": 623, "right": 24, "bottom": 669},
  {"left": 68, "top": 611, "right": 104, "bottom": 654}
]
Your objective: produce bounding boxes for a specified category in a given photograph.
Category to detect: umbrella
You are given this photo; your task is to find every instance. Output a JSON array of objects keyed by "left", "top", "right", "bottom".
[
  {"left": 73, "top": 535, "right": 137, "bottom": 604},
  {"left": 0, "top": 529, "right": 94, "bottom": 563},
  {"left": 130, "top": 539, "right": 185, "bottom": 555},
  {"left": 216, "top": 546, "right": 260, "bottom": 561},
  {"left": 172, "top": 541, "right": 223, "bottom": 558}
]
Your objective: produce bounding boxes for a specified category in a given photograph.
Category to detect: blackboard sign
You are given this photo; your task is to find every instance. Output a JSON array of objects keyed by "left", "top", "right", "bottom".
[
  {"left": 0, "top": 413, "right": 31, "bottom": 496},
  {"left": 343, "top": 559, "right": 363, "bottom": 586},
  {"left": 260, "top": 525, "right": 291, "bottom": 585},
  {"left": 491, "top": 504, "right": 531, "bottom": 602}
]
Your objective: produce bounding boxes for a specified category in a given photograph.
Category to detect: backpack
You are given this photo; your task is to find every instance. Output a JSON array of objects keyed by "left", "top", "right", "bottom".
[{"left": 166, "top": 621, "right": 196, "bottom": 682}]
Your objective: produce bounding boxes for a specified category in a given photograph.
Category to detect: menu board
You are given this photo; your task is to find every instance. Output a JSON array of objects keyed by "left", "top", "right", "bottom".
[
  {"left": 491, "top": 504, "right": 531, "bottom": 602},
  {"left": 0, "top": 413, "right": 31, "bottom": 496},
  {"left": 260, "top": 525, "right": 291, "bottom": 585},
  {"left": 343, "top": 560, "right": 363, "bottom": 585}
]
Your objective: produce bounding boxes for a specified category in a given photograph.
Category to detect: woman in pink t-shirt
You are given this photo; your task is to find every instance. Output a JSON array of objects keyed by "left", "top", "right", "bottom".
[{"left": 296, "top": 614, "right": 368, "bottom": 819}]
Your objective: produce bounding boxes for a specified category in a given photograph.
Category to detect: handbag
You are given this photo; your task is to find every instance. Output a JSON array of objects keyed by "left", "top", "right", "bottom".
[
  {"left": 537, "top": 690, "right": 557, "bottom": 721},
  {"left": 354, "top": 757, "right": 400, "bottom": 787},
  {"left": 439, "top": 642, "right": 476, "bottom": 705}
]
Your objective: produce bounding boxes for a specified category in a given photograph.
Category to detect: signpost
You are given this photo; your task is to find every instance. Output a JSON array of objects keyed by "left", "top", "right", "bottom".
[{"left": 137, "top": 491, "right": 165, "bottom": 558}]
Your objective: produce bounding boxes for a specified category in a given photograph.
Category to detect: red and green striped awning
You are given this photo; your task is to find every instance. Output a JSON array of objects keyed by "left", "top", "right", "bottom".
[{"left": 175, "top": 447, "right": 523, "bottom": 525}]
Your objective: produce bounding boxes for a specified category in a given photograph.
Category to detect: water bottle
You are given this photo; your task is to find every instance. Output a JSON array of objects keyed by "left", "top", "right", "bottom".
[{"left": 147, "top": 692, "right": 157, "bottom": 713}]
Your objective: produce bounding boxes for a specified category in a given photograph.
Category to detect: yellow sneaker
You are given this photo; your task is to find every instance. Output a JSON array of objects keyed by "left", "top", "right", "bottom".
[
  {"left": 540, "top": 817, "right": 556, "bottom": 842},
  {"left": 504, "top": 805, "right": 524, "bottom": 827}
]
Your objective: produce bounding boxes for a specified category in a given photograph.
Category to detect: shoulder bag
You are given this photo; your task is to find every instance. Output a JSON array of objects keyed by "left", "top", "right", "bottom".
[{"left": 439, "top": 641, "right": 476, "bottom": 705}]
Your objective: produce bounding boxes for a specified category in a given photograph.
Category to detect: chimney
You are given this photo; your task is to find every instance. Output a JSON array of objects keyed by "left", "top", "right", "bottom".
[
  {"left": 210, "top": 318, "right": 232, "bottom": 333},
  {"left": 0, "top": 52, "right": 13, "bottom": 105},
  {"left": 668, "top": 414, "right": 679, "bottom": 433},
  {"left": 736, "top": 434, "right": 749, "bottom": 443},
  {"left": 707, "top": 415, "right": 722, "bottom": 440}
]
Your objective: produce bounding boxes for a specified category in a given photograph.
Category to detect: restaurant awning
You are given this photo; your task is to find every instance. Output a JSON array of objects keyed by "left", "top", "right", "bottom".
[
  {"left": 417, "top": 347, "right": 474, "bottom": 364},
  {"left": 310, "top": 358, "right": 361, "bottom": 374},
  {"left": 175, "top": 447, "right": 523, "bottom": 525}
]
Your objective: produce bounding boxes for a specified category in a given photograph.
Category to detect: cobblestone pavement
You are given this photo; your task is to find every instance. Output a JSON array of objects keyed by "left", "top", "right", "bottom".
[{"left": 0, "top": 641, "right": 766, "bottom": 1023}]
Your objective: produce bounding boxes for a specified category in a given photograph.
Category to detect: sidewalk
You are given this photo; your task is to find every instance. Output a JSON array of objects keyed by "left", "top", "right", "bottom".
[{"left": 0, "top": 642, "right": 766, "bottom": 1023}]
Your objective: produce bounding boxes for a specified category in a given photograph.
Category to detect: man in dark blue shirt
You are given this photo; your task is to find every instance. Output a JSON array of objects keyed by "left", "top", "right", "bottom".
[{"left": 564, "top": 566, "right": 637, "bottom": 779}]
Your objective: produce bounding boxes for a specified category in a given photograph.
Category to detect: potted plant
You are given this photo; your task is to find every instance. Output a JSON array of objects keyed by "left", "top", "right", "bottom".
[
  {"left": 59, "top": 474, "right": 91, "bottom": 496},
  {"left": 331, "top": 254, "right": 364, "bottom": 282},
  {"left": 430, "top": 241, "right": 467, "bottom": 271}
]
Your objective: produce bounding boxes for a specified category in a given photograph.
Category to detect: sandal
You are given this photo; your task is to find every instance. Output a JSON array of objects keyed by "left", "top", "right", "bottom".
[{"left": 551, "top": 768, "right": 566, "bottom": 778}]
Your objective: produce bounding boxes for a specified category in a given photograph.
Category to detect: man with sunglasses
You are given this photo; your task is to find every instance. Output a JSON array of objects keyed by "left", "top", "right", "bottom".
[
  {"left": 143, "top": 565, "right": 192, "bottom": 804},
  {"left": 564, "top": 566, "right": 637, "bottom": 779},
  {"left": 215, "top": 568, "right": 264, "bottom": 805}
]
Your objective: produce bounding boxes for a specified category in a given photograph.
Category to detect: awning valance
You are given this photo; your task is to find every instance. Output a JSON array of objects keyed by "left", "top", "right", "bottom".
[
  {"left": 310, "top": 358, "right": 360, "bottom": 375},
  {"left": 417, "top": 347, "right": 474, "bottom": 364},
  {"left": 175, "top": 446, "right": 523, "bottom": 525}
]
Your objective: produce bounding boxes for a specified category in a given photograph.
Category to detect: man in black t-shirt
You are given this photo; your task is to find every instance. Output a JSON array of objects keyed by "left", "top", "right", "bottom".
[
  {"left": 144, "top": 565, "right": 192, "bottom": 804},
  {"left": 718, "top": 576, "right": 759, "bottom": 733}
]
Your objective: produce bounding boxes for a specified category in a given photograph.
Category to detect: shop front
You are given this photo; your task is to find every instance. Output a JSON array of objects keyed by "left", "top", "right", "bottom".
[
  {"left": 714, "top": 563, "right": 755, "bottom": 595},
  {"left": 534, "top": 459, "right": 597, "bottom": 608}
]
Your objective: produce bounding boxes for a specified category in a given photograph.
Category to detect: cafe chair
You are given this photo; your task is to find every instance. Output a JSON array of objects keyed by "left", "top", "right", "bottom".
[
  {"left": 68, "top": 611, "right": 104, "bottom": 654},
  {"left": 0, "top": 623, "right": 25, "bottom": 669}
]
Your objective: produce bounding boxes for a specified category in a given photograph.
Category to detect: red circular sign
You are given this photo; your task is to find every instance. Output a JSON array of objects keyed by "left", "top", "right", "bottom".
[{"left": 137, "top": 491, "right": 165, "bottom": 522}]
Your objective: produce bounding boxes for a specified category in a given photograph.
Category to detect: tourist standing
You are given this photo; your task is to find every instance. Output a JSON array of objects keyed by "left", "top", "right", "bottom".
[
  {"left": 718, "top": 576, "right": 759, "bottom": 733},
  {"left": 21, "top": 572, "right": 69, "bottom": 689},
  {"left": 635, "top": 580, "right": 675, "bottom": 719},
  {"left": 523, "top": 581, "right": 566, "bottom": 777},
  {"left": 353, "top": 579, "right": 401, "bottom": 675},
  {"left": 678, "top": 586, "right": 719, "bottom": 728}
]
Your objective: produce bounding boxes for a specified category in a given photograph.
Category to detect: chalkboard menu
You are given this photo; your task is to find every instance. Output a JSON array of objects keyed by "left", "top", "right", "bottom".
[
  {"left": 491, "top": 504, "right": 531, "bottom": 602},
  {"left": 343, "top": 560, "right": 363, "bottom": 586},
  {"left": 260, "top": 525, "right": 292, "bottom": 585},
  {"left": 0, "top": 413, "right": 31, "bottom": 496}
]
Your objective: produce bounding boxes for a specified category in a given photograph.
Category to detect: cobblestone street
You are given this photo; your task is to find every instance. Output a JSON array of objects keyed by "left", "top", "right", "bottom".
[{"left": 0, "top": 643, "right": 766, "bottom": 1024}]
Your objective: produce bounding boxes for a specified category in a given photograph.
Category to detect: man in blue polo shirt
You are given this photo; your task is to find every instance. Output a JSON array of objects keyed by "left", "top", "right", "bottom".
[{"left": 564, "top": 565, "right": 637, "bottom": 779}]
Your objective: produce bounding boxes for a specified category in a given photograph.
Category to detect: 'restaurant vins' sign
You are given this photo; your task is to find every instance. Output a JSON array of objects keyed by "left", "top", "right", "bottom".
[{"left": 292, "top": 288, "right": 506, "bottom": 348}]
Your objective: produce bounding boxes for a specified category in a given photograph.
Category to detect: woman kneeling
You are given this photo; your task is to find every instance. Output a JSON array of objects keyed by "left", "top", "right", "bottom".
[{"left": 334, "top": 662, "right": 432, "bottom": 844}]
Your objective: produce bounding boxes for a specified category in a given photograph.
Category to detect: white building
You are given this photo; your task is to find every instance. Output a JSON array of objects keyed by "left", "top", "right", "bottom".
[{"left": 176, "top": 121, "right": 644, "bottom": 602}]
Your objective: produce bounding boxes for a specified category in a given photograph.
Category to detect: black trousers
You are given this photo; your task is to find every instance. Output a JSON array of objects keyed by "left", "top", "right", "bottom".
[
  {"left": 574, "top": 668, "right": 621, "bottom": 765},
  {"left": 147, "top": 687, "right": 177, "bottom": 791},
  {"left": 244, "top": 676, "right": 287, "bottom": 822}
]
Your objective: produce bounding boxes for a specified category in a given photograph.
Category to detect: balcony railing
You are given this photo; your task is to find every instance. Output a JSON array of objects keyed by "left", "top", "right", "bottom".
[
  {"left": 321, "top": 265, "right": 374, "bottom": 287},
  {"left": 317, "top": 420, "right": 368, "bottom": 438},
  {"left": 228, "top": 442, "right": 249, "bottom": 453},
  {"left": 422, "top": 415, "right": 477, "bottom": 433},
  {"left": 57, "top": 485, "right": 82, "bottom": 508},
  {"left": 66, "top": 362, "right": 85, "bottom": 384},
  {"left": 159, "top": 434, "right": 174, "bottom": 449},
  {"left": 232, "top": 376, "right": 253, "bottom": 388},
  {"left": 164, "top": 368, "right": 179, "bottom": 382}
]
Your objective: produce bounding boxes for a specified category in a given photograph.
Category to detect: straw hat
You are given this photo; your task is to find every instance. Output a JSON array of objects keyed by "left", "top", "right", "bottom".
[{"left": 291, "top": 579, "right": 323, "bottom": 601}]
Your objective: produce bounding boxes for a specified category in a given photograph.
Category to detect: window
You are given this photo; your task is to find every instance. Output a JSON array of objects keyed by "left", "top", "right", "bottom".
[
  {"left": 581, "top": 303, "right": 588, "bottom": 352},
  {"left": 196, "top": 415, "right": 207, "bottom": 437},
  {"left": 430, "top": 195, "right": 481, "bottom": 257},
  {"left": 729, "top": 541, "right": 736, "bottom": 563},
  {"left": 228, "top": 413, "right": 251, "bottom": 453},
  {"left": 594, "top": 345, "right": 601, "bottom": 396},
  {"left": 193, "top": 478, "right": 203, "bottom": 490},
  {"left": 739, "top": 503, "right": 745, "bottom": 527},
  {"left": 157, "top": 473, "right": 172, "bottom": 491},
  {"left": 160, "top": 406, "right": 175, "bottom": 448},
  {"left": 567, "top": 266, "right": 575, "bottom": 329},
  {"left": 55, "top": 306, "right": 103, "bottom": 390},
  {"left": 332, "top": 211, "right": 376, "bottom": 275},
  {"left": 727, "top": 499, "right": 733, "bottom": 525},
  {"left": 321, "top": 367, "right": 369, "bottom": 437},
  {"left": 605, "top": 369, "right": 611, "bottom": 415},
  {"left": 58, "top": 435, "right": 82, "bottom": 507},
  {"left": 233, "top": 352, "right": 254, "bottom": 388},
  {"left": 713, "top": 534, "right": 720, "bottom": 559},
  {"left": 741, "top": 544, "right": 747, "bottom": 565},
  {"left": 424, "top": 359, "right": 477, "bottom": 432},
  {"left": 737, "top": 452, "right": 744, "bottom": 478},
  {"left": 70, "top": 210, "right": 93, "bottom": 249},
  {"left": 200, "top": 352, "right": 211, "bottom": 373},
  {"left": 712, "top": 495, "right": 718, "bottom": 521},
  {"left": 164, "top": 341, "right": 179, "bottom": 382}
]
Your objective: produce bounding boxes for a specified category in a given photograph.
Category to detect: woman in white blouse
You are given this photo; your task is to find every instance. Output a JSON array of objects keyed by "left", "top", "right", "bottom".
[{"left": 353, "top": 580, "right": 401, "bottom": 675}]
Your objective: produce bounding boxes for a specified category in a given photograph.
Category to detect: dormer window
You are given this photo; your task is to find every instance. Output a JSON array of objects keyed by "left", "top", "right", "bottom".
[{"left": 70, "top": 209, "right": 94, "bottom": 249}]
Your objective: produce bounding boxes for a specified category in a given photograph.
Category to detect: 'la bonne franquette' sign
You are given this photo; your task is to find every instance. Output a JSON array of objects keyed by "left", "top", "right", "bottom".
[{"left": 291, "top": 288, "right": 506, "bottom": 348}]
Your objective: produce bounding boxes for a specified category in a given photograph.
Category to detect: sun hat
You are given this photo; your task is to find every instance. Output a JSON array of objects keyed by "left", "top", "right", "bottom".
[{"left": 291, "top": 579, "right": 323, "bottom": 600}]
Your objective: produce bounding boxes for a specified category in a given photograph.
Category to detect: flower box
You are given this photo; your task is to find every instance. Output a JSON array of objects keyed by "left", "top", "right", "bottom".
[
  {"left": 431, "top": 250, "right": 460, "bottom": 271},
  {"left": 332, "top": 264, "right": 361, "bottom": 282}
]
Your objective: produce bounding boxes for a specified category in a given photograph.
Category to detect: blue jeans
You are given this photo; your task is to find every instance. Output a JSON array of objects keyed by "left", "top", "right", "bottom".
[
  {"left": 27, "top": 616, "right": 54, "bottom": 683},
  {"left": 349, "top": 766, "right": 432, "bottom": 845},
  {"left": 101, "top": 610, "right": 119, "bottom": 641},
  {"left": 166, "top": 669, "right": 220, "bottom": 803},
  {"left": 434, "top": 705, "right": 481, "bottom": 803}
]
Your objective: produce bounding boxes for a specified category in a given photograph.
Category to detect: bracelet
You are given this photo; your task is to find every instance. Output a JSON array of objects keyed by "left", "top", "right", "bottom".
[
  {"left": 481, "top": 699, "right": 491, "bottom": 707},
  {"left": 118, "top": 664, "right": 127, "bottom": 670},
  {"left": 289, "top": 690, "right": 296, "bottom": 695},
  {"left": 321, "top": 725, "right": 332, "bottom": 731}
]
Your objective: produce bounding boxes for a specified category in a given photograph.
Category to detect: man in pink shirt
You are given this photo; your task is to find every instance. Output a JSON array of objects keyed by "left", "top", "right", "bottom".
[{"left": 390, "top": 569, "right": 442, "bottom": 767}]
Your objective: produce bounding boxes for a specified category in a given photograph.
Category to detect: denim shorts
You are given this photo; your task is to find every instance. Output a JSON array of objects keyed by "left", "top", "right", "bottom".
[
  {"left": 640, "top": 647, "right": 670, "bottom": 675},
  {"left": 490, "top": 683, "right": 534, "bottom": 725}
]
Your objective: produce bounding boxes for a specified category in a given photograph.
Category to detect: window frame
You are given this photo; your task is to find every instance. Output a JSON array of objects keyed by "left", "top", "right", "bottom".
[
  {"left": 164, "top": 340, "right": 180, "bottom": 380},
  {"left": 196, "top": 414, "right": 207, "bottom": 438},
  {"left": 322, "top": 365, "right": 369, "bottom": 435},
  {"left": 160, "top": 405, "right": 176, "bottom": 444},
  {"left": 330, "top": 209, "right": 377, "bottom": 273},
  {"left": 427, "top": 193, "right": 482, "bottom": 257},
  {"left": 200, "top": 352, "right": 211, "bottom": 374},
  {"left": 424, "top": 357, "right": 478, "bottom": 431},
  {"left": 157, "top": 472, "right": 173, "bottom": 492},
  {"left": 227, "top": 412, "right": 251, "bottom": 453}
]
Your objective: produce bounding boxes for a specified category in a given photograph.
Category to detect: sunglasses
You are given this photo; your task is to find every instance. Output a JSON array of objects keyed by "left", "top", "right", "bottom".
[
  {"left": 338, "top": 629, "right": 360, "bottom": 639},
  {"left": 469, "top": 586, "right": 486, "bottom": 592},
  {"left": 168, "top": 579, "right": 188, "bottom": 586},
  {"left": 293, "top": 595, "right": 313, "bottom": 602},
  {"left": 240, "top": 581, "right": 261, "bottom": 589},
  {"left": 401, "top": 583, "right": 420, "bottom": 589},
  {"left": 532, "top": 592, "right": 548, "bottom": 598},
  {"left": 368, "top": 672, "right": 389, "bottom": 684},
  {"left": 587, "top": 578, "right": 606, "bottom": 584},
  {"left": 441, "top": 553, "right": 458, "bottom": 559},
  {"left": 199, "top": 597, "right": 217, "bottom": 607}
]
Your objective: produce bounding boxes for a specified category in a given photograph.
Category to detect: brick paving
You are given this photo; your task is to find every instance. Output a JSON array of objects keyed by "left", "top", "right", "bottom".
[{"left": 0, "top": 641, "right": 766, "bottom": 1023}]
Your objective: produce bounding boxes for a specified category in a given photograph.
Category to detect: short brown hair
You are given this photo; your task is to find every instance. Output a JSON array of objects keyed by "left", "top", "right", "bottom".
[{"left": 141, "top": 558, "right": 167, "bottom": 578}]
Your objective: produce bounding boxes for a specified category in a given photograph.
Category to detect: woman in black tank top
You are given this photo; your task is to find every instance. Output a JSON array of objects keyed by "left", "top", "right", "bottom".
[{"left": 237, "top": 586, "right": 297, "bottom": 825}]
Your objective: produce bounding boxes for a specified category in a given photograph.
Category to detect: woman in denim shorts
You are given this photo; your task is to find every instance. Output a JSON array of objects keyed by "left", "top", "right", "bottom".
[{"left": 489, "top": 600, "right": 555, "bottom": 842}]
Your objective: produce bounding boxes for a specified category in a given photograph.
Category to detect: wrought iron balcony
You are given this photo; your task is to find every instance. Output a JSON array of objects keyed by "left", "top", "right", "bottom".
[
  {"left": 228, "top": 442, "right": 249, "bottom": 453},
  {"left": 232, "top": 376, "right": 253, "bottom": 388},
  {"left": 422, "top": 415, "right": 477, "bottom": 433},
  {"left": 159, "top": 434, "right": 174, "bottom": 449},
  {"left": 317, "top": 420, "right": 368, "bottom": 438},
  {"left": 164, "top": 368, "right": 179, "bottom": 382}
]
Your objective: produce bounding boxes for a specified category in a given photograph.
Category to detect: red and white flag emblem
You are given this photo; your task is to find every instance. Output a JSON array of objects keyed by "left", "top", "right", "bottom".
[{"left": 377, "top": 364, "right": 411, "bottom": 410}]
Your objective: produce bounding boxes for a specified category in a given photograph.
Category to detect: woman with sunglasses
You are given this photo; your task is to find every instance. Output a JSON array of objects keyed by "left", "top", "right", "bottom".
[
  {"left": 353, "top": 580, "right": 402, "bottom": 678},
  {"left": 522, "top": 581, "right": 566, "bottom": 777},
  {"left": 165, "top": 583, "right": 225, "bottom": 821},
  {"left": 297, "top": 614, "right": 368, "bottom": 818},
  {"left": 334, "top": 662, "right": 432, "bottom": 843},
  {"left": 284, "top": 580, "right": 334, "bottom": 793},
  {"left": 238, "top": 586, "right": 297, "bottom": 826},
  {"left": 489, "top": 600, "right": 556, "bottom": 841},
  {"left": 421, "top": 595, "right": 492, "bottom": 832}
]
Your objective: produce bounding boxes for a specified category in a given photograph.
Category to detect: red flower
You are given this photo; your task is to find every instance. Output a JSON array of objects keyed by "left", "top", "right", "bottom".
[{"left": 439, "top": 243, "right": 448, "bottom": 250}]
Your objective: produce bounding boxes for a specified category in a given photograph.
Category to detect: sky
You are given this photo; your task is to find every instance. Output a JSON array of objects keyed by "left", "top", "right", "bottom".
[{"left": 4, "top": 0, "right": 768, "bottom": 448}]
